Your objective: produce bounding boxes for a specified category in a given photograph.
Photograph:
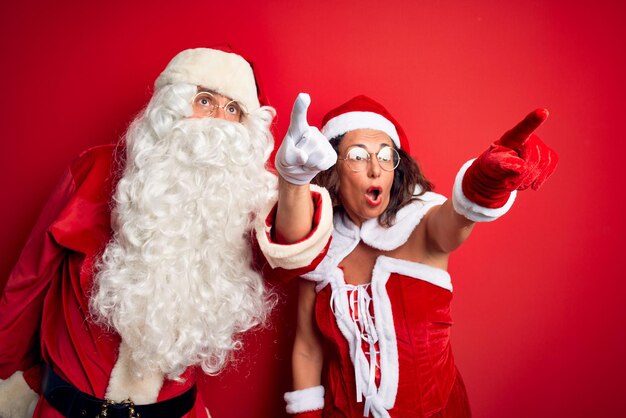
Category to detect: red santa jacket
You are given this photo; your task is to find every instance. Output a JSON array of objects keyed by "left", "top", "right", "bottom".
[{"left": 0, "top": 143, "right": 335, "bottom": 418}]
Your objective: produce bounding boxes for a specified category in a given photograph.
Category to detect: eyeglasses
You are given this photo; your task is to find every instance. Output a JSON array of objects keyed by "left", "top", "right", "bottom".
[
  {"left": 338, "top": 145, "right": 400, "bottom": 172},
  {"left": 191, "top": 91, "right": 247, "bottom": 122}
]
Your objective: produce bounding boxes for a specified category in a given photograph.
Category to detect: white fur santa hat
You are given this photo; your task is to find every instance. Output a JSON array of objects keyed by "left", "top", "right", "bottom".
[
  {"left": 155, "top": 46, "right": 265, "bottom": 112},
  {"left": 321, "top": 95, "right": 411, "bottom": 153}
]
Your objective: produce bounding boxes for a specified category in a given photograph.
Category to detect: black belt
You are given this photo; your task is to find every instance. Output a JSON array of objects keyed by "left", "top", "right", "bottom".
[{"left": 42, "top": 365, "right": 196, "bottom": 418}]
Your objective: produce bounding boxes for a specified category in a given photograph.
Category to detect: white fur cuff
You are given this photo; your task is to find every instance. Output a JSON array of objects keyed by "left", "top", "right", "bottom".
[
  {"left": 255, "top": 185, "right": 333, "bottom": 270},
  {"left": 284, "top": 385, "right": 325, "bottom": 414},
  {"left": 0, "top": 371, "right": 39, "bottom": 418},
  {"left": 452, "top": 159, "right": 517, "bottom": 222}
]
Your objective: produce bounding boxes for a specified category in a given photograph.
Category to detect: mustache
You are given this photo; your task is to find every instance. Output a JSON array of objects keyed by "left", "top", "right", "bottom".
[{"left": 163, "top": 117, "right": 260, "bottom": 168}]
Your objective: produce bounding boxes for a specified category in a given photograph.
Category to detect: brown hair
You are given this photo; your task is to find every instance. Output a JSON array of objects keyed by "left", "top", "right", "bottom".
[{"left": 311, "top": 135, "right": 434, "bottom": 227}]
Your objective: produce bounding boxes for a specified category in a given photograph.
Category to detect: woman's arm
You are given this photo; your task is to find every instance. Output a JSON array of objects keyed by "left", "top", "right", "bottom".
[
  {"left": 283, "top": 279, "right": 325, "bottom": 417},
  {"left": 292, "top": 279, "right": 324, "bottom": 389},
  {"left": 275, "top": 179, "right": 314, "bottom": 244},
  {"left": 424, "top": 200, "right": 475, "bottom": 254},
  {"left": 426, "top": 109, "right": 557, "bottom": 255},
  {"left": 274, "top": 93, "right": 336, "bottom": 244}
]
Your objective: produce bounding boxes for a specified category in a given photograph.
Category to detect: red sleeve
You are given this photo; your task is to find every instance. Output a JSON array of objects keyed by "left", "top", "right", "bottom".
[
  {"left": 0, "top": 167, "right": 76, "bottom": 381},
  {"left": 252, "top": 186, "right": 332, "bottom": 285},
  {"left": 253, "top": 230, "right": 331, "bottom": 285},
  {"left": 253, "top": 185, "right": 333, "bottom": 284}
]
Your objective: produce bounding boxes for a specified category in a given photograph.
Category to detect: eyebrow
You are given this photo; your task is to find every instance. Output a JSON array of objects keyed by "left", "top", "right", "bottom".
[
  {"left": 350, "top": 143, "right": 392, "bottom": 151},
  {"left": 196, "top": 88, "right": 235, "bottom": 101}
]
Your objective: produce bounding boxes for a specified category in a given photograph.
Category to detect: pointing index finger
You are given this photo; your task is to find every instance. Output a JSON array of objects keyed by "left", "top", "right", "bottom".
[
  {"left": 288, "top": 92, "right": 312, "bottom": 140},
  {"left": 499, "top": 108, "right": 549, "bottom": 149}
]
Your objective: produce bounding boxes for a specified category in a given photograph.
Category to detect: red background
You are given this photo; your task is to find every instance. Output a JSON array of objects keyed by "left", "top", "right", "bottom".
[{"left": 1, "top": 1, "right": 624, "bottom": 417}]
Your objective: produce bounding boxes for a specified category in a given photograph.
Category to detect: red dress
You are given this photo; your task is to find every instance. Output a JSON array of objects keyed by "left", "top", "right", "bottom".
[{"left": 302, "top": 193, "right": 472, "bottom": 417}]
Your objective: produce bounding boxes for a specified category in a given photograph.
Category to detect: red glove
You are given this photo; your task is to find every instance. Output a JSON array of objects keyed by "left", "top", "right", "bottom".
[{"left": 462, "top": 109, "right": 558, "bottom": 208}]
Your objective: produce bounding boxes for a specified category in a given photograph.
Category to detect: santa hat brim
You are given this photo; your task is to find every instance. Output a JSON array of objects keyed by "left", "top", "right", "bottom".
[{"left": 321, "top": 111, "right": 401, "bottom": 148}]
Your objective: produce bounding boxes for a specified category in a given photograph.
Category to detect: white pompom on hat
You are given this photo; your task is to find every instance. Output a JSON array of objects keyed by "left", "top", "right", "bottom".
[
  {"left": 321, "top": 95, "right": 410, "bottom": 153},
  {"left": 155, "top": 47, "right": 262, "bottom": 112}
]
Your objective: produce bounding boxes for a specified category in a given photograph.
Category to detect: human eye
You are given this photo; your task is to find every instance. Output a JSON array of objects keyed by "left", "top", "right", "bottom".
[
  {"left": 195, "top": 93, "right": 215, "bottom": 107},
  {"left": 377, "top": 147, "right": 393, "bottom": 162},
  {"left": 225, "top": 101, "right": 242, "bottom": 116},
  {"left": 346, "top": 147, "right": 369, "bottom": 161}
]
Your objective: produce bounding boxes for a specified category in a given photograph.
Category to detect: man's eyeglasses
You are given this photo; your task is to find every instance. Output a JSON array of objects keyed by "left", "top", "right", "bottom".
[
  {"left": 191, "top": 91, "right": 247, "bottom": 122},
  {"left": 338, "top": 145, "right": 400, "bottom": 172}
]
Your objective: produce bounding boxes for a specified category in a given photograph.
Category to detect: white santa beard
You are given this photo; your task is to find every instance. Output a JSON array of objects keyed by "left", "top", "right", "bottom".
[{"left": 92, "top": 115, "right": 277, "bottom": 378}]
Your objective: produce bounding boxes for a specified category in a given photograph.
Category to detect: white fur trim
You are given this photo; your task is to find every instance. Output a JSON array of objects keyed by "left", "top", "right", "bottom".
[
  {"left": 155, "top": 48, "right": 260, "bottom": 112},
  {"left": 284, "top": 385, "right": 325, "bottom": 413},
  {"left": 322, "top": 111, "right": 401, "bottom": 148},
  {"left": 325, "top": 257, "right": 451, "bottom": 417},
  {"left": 255, "top": 184, "right": 333, "bottom": 270},
  {"left": 310, "top": 212, "right": 454, "bottom": 417},
  {"left": 105, "top": 341, "right": 164, "bottom": 404},
  {"left": 452, "top": 159, "right": 517, "bottom": 222},
  {"left": 0, "top": 371, "right": 39, "bottom": 418},
  {"left": 360, "top": 190, "right": 446, "bottom": 251},
  {"left": 369, "top": 259, "right": 399, "bottom": 411},
  {"left": 376, "top": 256, "right": 452, "bottom": 291},
  {"left": 327, "top": 267, "right": 395, "bottom": 417},
  {"left": 301, "top": 192, "right": 446, "bottom": 285}
]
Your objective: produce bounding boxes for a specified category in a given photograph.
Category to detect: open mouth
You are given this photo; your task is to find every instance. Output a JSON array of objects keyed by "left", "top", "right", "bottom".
[{"left": 365, "top": 186, "right": 383, "bottom": 206}]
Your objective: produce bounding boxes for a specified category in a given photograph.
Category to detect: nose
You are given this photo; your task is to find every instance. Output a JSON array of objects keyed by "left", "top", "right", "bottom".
[
  {"left": 212, "top": 105, "right": 228, "bottom": 121},
  {"left": 367, "top": 155, "right": 382, "bottom": 178}
]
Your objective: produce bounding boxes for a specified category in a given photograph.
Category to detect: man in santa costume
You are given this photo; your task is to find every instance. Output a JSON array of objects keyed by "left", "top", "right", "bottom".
[{"left": 0, "top": 47, "right": 334, "bottom": 418}]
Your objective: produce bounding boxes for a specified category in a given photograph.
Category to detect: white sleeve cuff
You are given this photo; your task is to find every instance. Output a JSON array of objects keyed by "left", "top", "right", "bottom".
[
  {"left": 255, "top": 185, "right": 333, "bottom": 270},
  {"left": 452, "top": 159, "right": 517, "bottom": 222},
  {"left": 0, "top": 371, "right": 39, "bottom": 418},
  {"left": 284, "top": 385, "right": 325, "bottom": 414}
]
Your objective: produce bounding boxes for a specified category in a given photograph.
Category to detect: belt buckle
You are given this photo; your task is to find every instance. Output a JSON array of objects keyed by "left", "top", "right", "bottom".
[{"left": 97, "top": 398, "right": 141, "bottom": 418}]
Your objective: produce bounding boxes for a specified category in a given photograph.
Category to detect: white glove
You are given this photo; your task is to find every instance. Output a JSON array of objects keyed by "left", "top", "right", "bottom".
[
  {"left": 0, "top": 371, "right": 39, "bottom": 418},
  {"left": 275, "top": 93, "right": 337, "bottom": 185}
]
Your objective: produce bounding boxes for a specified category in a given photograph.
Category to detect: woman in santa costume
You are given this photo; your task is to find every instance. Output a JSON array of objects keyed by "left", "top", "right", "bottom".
[{"left": 268, "top": 93, "right": 558, "bottom": 417}]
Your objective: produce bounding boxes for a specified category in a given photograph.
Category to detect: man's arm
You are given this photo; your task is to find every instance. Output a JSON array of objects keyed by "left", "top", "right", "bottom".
[{"left": 0, "top": 166, "right": 76, "bottom": 417}]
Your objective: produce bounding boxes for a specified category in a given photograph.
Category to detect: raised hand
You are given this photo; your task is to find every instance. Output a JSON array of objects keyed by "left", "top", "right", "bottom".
[
  {"left": 462, "top": 109, "right": 559, "bottom": 208},
  {"left": 275, "top": 93, "right": 337, "bottom": 185}
]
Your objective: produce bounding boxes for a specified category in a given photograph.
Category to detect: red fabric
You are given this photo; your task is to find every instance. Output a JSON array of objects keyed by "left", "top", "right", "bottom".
[
  {"left": 293, "top": 410, "right": 323, "bottom": 418},
  {"left": 462, "top": 109, "right": 559, "bottom": 208},
  {"left": 1, "top": 144, "right": 330, "bottom": 417},
  {"left": 314, "top": 274, "right": 462, "bottom": 417},
  {"left": 0, "top": 145, "right": 206, "bottom": 417},
  {"left": 430, "top": 369, "right": 472, "bottom": 418},
  {"left": 256, "top": 190, "right": 332, "bottom": 285}
]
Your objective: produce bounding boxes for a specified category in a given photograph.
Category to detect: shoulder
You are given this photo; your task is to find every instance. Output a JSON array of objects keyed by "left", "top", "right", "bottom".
[
  {"left": 359, "top": 191, "right": 447, "bottom": 251},
  {"left": 68, "top": 144, "right": 124, "bottom": 186}
]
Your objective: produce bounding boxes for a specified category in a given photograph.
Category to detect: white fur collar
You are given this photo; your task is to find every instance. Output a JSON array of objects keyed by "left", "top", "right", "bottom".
[
  {"left": 336, "top": 191, "right": 447, "bottom": 251},
  {"left": 302, "top": 190, "right": 447, "bottom": 286}
]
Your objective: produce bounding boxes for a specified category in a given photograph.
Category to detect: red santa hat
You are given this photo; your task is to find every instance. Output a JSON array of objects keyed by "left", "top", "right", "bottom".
[
  {"left": 321, "top": 95, "right": 410, "bottom": 153},
  {"left": 155, "top": 46, "right": 266, "bottom": 112}
]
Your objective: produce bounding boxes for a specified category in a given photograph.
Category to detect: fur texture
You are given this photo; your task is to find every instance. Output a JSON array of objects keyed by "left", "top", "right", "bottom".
[
  {"left": 90, "top": 83, "right": 277, "bottom": 380},
  {"left": 0, "top": 371, "right": 38, "bottom": 418}
]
